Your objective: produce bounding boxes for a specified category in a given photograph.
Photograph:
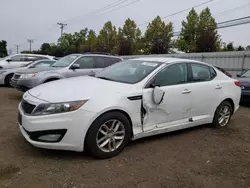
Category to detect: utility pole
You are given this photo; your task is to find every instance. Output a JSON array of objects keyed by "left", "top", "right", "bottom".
[
  {"left": 27, "top": 39, "right": 34, "bottom": 52},
  {"left": 57, "top": 22, "right": 67, "bottom": 37},
  {"left": 15, "top": 45, "right": 19, "bottom": 54}
]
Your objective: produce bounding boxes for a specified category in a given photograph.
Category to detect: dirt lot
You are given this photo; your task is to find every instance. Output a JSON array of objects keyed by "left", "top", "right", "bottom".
[{"left": 0, "top": 87, "right": 250, "bottom": 188}]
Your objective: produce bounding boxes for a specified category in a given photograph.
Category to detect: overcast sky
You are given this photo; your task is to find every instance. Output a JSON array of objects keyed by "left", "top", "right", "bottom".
[{"left": 1, "top": 0, "right": 249, "bottom": 54}]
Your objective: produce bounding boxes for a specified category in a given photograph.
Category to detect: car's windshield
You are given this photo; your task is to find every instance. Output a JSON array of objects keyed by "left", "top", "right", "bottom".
[
  {"left": 241, "top": 70, "right": 250, "bottom": 77},
  {"left": 96, "top": 59, "right": 162, "bottom": 84},
  {"left": 51, "top": 55, "right": 80, "bottom": 67}
]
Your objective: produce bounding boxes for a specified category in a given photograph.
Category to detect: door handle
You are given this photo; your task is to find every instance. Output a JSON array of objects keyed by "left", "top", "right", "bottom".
[
  {"left": 182, "top": 89, "right": 191, "bottom": 94},
  {"left": 215, "top": 85, "right": 222, "bottom": 89}
]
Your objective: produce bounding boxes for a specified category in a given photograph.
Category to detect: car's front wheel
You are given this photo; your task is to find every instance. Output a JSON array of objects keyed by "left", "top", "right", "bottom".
[
  {"left": 213, "top": 101, "right": 233, "bottom": 127},
  {"left": 85, "top": 112, "right": 131, "bottom": 159},
  {"left": 5, "top": 74, "right": 14, "bottom": 87}
]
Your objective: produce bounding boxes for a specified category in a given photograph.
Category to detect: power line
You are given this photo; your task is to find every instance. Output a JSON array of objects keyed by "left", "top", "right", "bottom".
[
  {"left": 172, "top": 16, "right": 250, "bottom": 36},
  {"left": 138, "top": 0, "right": 214, "bottom": 27},
  {"left": 213, "top": 2, "right": 250, "bottom": 17}
]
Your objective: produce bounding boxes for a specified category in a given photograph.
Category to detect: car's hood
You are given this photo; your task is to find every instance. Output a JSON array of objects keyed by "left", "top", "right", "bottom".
[
  {"left": 3, "top": 67, "right": 26, "bottom": 72},
  {"left": 28, "top": 76, "right": 133, "bottom": 103},
  {"left": 16, "top": 67, "right": 59, "bottom": 74}
]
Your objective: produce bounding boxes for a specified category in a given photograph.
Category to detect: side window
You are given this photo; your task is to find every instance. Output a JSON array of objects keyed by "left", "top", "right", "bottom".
[
  {"left": 94, "top": 57, "right": 105, "bottom": 68},
  {"left": 154, "top": 63, "right": 187, "bottom": 87},
  {"left": 74, "top": 57, "right": 95, "bottom": 69},
  {"left": 190, "top": 64, "right": 211, "bottom": 82},
  {"left": 10, "top": 55, "right": 25, "bottom": 61},
  {"left": 104, "top": 57, "right": 122, "bottom": 67},
  {"left": 210, "top": 67, "right": 217, "bottom": 79}
]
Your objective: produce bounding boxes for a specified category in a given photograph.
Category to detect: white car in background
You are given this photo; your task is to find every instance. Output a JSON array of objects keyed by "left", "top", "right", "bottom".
[
  {"left": 0, "top": 59, "right": 56, "bottom": 86},
  {"left": 18, "top": 57, "right": 241, "bottom": 159},
  {"left": 0, "top": 54, "right": 55, "bottom": 69}
]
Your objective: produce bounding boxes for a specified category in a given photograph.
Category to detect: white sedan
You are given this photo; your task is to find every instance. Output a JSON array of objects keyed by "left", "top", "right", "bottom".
[{"left": 18, "top": 57, "right": 241, "bottom": 158}]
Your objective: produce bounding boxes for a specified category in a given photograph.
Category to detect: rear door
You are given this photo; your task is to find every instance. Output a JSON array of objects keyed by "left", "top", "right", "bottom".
[
  {"left": 65, "top": 56, "right": 96, "bottom": 78},
  {"left": 94, "top": 56, "right": 122, "bottom": 74},
  {"left": 187, "top": 63, "right": 224, "bottom": 122}
]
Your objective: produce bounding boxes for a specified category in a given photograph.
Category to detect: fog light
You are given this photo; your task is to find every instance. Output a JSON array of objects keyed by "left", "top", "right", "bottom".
[{"left": 38, "top": 134, "right": 61, "bottom": 142}]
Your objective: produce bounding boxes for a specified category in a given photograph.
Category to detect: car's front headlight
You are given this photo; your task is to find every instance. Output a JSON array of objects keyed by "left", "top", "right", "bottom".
[
  {"left": 0, "top": 70, "right": 6, "bottom": 74},
  {"left": 20, "top": 73, "right": 38, "bottom": 79},
  {"left": 32, "top": 100, "right": 87, "bottom": 116}
]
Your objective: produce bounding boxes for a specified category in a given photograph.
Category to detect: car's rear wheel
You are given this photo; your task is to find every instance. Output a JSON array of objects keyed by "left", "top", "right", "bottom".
[
  {"left": 85, "top": 112, "right": 131, "bottom": 159},
  {"left": 5, "top": 74, "right": 14, "bottom": 87},
  {"left": 213, "top": 101, "right": 232, "bottom": 127}
]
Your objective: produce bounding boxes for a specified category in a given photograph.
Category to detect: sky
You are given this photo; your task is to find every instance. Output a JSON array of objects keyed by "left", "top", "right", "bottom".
[{"left": 0, "top": 0, "right": 249, "bottom": 54}]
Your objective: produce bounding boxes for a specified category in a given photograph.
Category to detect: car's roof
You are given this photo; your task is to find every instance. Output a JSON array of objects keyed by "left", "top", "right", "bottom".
[
  {"left": 132, "top": 57, "right": 202, "bottom": 63},
  {"left": 16, "top": 53, "right": 54, "bottom": 57}
]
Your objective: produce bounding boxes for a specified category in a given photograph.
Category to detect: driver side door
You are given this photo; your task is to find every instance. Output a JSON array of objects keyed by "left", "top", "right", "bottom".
[{"left": 142, "top": 63, "right": 192, "bottom": 131}]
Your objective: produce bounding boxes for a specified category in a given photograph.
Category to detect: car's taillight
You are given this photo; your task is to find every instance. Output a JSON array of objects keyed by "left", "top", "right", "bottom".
[{"left": 234, "top": 80, "right": 240, "bottom": 87}]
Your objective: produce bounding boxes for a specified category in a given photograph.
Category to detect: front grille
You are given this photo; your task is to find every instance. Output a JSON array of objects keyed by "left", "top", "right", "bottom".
[
  {"left": 21, "top": 100, "right": 36, "bottom": 114},
  {"left": 13, "top": 74, "right": 21, "bottom": 80}
]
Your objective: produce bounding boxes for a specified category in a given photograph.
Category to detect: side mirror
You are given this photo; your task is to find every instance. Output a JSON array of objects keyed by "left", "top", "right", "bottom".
[
  {"left": 152, "top": 86, "right": 165, "bottom": 105},
  {"left": 6, "top": 59, "right": 11, "bottom": 62},
  {"left": 236, "top": 74, "right": 240, "bottom": 77},
  {"left": 70, "top": 64, "right": 80, "bottom": 70}
]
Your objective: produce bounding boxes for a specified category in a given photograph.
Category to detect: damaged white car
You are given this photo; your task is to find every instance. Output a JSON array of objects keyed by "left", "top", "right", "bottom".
[{"left": 18, "top": 57, "right": 241, "bottom": 158}]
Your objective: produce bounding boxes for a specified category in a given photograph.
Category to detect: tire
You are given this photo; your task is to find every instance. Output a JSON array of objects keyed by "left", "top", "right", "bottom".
[
  {"left": 85, "top": 111, "right": 131, "bottom": 159},
  {"left": 213, "top": 101, "right": 233, "bottom": 128},
  {"left": 5, "top": 74, "right": 14, "bottom": 87}
]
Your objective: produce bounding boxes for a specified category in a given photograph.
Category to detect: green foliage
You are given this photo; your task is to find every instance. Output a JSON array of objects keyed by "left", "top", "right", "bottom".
[
  {"left": 0, "top": 40, "right": 8, "bottom": 57},
  {"left": 96, "top": 21, "right": 117, "bottom": 53},
  {"left": 144, "top": 16, "right": 173, "bottom": 54},
  {"left": 117, "top": 18, "right": 142, "bottom": 55},
  {"left": 176, "top": 7, "right": 221, "bottom": 53},
  {"left": 176, "top": 8, "right": 198, "bottom": 52}
]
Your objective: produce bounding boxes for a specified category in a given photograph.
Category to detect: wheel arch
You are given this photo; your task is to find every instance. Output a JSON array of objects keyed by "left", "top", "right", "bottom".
[
  {"left": 4, "top": 73, "right": 14, "bottom": 85},
  {"left": 223, "top": 98, "right": 235, "bottom": 113},
  {"left": 42, "top": 77, "right": 61, "bottom": 83},
  {"left": 83, "top": 108, "right": 134, "bottom": 150}
]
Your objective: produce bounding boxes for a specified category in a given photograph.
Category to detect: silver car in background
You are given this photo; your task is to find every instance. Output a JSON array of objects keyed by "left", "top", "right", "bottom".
[
  {"left": 0, "top": 59, "right": 56, "bottom": 86},
  {"left": 11, "top": 53, "right": 123, "bottom": 92},
  {"left": 0, "top": 54, "right": 55, "bottom": 69}
]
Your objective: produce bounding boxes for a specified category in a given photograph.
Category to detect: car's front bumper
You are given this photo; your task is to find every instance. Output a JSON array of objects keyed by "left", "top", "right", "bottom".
[
  {"left": 11, "top": 78, "right": 38, "bottom": 92},
  {"left": 18, "top": 103, "right": 97, "bottom": 152},
  {"left": 0, "top": 74, "right": 5, "bottom": 85}
]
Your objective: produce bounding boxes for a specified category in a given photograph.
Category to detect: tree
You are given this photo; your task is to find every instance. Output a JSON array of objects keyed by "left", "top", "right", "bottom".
[
  {"left": 0, "top": 40, "right": 8, "bottom": 57},
  {"left": 144, "top": 16, "right": 173, "bottom": 54},
  {"left": 176, "top": 8, "right": 199, "bottom": 52},
  {"left": 40, "top": 43, "right": 51, "bottom": 55},
  {"left": 196, "top": 8, "right": 221, "bottom": 52},
  {"left": 246, "top": 45, "right": 250, "bottom": 51},
  {"left": 85, "top": 29, "right": 97, "bottom": 52},
  {"left": 237, "top": 45, "right": 245, "bottom": 51},
  {"left": 96, "top": 21, "right": 117, "bottom": 53}
]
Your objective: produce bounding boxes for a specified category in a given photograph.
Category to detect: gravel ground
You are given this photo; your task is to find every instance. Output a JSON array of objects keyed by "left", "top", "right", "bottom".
[{"left": 0, "top": 87, "right": 250, "bottom": 188}]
